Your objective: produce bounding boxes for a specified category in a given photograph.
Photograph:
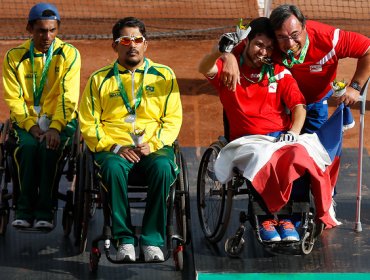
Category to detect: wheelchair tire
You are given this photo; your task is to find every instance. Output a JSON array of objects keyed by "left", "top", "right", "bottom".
[
  {"left": 62, "top": 207, "right": 73, "bottom": 237},
  {"left": 174, "top": 244, "right": 184, "bottom": 271},
  {"left": 175, "top": 151, "right": 191, "bottom": 245},
  {"left": 225, "top": 235, "right": 245, "bottom": 258},
  {"left": 0, "top": 209, "right": 9, "bottom": 235},
  {"left": 89, "top": 248, "right": 100, "bottom": 273},
  {"left": 74, "top": 144, "right": 93, "bottom": 253},
  {"left": 301, "top": 232, "right": 314, "bottom": 255},
  {"left": 197, "top": 141, "right": 233, "bottom": 243}
]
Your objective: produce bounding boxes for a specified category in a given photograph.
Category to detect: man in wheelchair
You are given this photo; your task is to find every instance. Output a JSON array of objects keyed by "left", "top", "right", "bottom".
[
  {"left": 79, "top": 17, "right": 182, "bottom": 262},
  {"left": 198, "top": 17, "right": 307, "bottom": 242},
  {"left": 2, "top": 3, "right": 81, "bottom": 230}
]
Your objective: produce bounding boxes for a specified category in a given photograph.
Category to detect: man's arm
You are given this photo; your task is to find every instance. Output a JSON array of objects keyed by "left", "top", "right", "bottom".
[
  {"left": 79, "top": 75, "right": 115, "bottom": 153},
  {"left": 198, "top": 43, "right": 222, "bottom": 77},
  {"left": 148, "top": 69, "right": 182, "bottom": 152},
  {"left": 290, "top": 104, "right": 306, "bottom": 135},
  {"left": 339, "top": 49, "right": 370, "bottom": 105},
  {"left": 3, "top": 50, "right": 37, "bottom": 131},
  {"left": 50, "top": 45, "right": 81, "bottom": 132}
]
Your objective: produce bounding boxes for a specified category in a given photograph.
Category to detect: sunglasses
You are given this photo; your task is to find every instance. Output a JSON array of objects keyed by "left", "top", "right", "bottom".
[{"left": 115, "top": 35, "right": 146, "bottom": 45}]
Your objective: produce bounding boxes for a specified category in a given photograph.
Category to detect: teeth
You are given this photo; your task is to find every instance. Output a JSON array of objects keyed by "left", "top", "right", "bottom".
[
  {"left": 289, "top": 45, "right": 299, "bottom": 54},
  {"left": 258, "top": 56, "right": 272, "bottom": 65}
]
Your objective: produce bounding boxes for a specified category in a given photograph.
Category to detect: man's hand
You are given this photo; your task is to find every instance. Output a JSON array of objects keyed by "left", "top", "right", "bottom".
[
  {"left": 42, "top": 128, "right": 60, "bottom": 150},
  {"left": 135, "top": 142, "right": 151, "bottom": 157},
  {"left": 29, "top": 125, "right": 44, "bottom": 140},
  {"left": 277, "top": 131, "right": 298, "bottom": 143},
  {"left": 218, "top": 32, "right": 240, "bottom": 53},
  {"left": 336, "top": 87, "right": 360, "bottom": 106},
  {"left": 118, "top": 146, "right": 141, "bottom": 163},
  {"left": 220, "top": 52, "right": 240, "bottom": 91}
]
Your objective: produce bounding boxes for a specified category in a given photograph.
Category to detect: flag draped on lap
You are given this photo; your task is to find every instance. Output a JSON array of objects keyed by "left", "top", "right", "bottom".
[{"left": 214, "top": 104, "right": 345, "bottom": 228}]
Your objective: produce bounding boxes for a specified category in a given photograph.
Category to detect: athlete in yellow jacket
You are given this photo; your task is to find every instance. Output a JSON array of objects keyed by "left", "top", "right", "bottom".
[
  {"left": 79, "top": 17, "right": 182, "bottom": 262},
  {"left": 2, "top": 3, "right": 80, "bottom": 230}
]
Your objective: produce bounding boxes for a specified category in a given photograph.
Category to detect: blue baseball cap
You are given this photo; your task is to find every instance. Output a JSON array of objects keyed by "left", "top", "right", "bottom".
[{"left": 28, "top": 2, "right": 60, "bottom": 22}]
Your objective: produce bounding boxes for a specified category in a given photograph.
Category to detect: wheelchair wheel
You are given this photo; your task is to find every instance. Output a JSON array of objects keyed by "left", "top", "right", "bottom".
[
  {"left": 301, "top": 232, "right": 314, "bottom": 255},
  {"left": 0, "top": 209, "right": 9, "bottom": 235},
  {"left": 89, "top": 247, "right": 101, "bottom": 273},
  {"left": 74, "top": 144, "right": 94, "bottom": 253},
  {"left": 175, "top": 150, "right": 191, "bottom": 245},
  {"left": 173, "top": 245, "right": 184, "bottom": 271},
  {"left": 62, "top": 190, "right": 74, "bottom": 237},
  {"left": 197, "top": 141, "right": 233, "bottom": 243},
  {"left": 225, "top": 235, "right": 245, "bottom": 258}
]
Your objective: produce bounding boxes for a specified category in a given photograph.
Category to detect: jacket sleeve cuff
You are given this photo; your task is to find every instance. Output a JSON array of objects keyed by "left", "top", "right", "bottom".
[
  {"left": 24, "top": 119, "right": 37, "bottom": 132},
  {"left": 49, "top": 121, "right": 63, "bottom": 133}
]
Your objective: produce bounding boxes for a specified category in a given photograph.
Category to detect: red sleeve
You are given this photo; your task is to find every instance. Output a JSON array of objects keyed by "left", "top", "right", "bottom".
[
  {"left": 335, "top": 30, "right": 370, "bottom": 58},
  {"left": 205, "top": 58, "right": 223, "bottom": 90}
]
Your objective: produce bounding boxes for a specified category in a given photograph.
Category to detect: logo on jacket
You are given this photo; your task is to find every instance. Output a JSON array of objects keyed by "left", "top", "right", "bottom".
[
  {"left": 109, "top": 90, "right": 120, "bottom": 98},
  {"left": 145, "top": 85, "right": 155, "bottom": 93},
  {"left": 268, "top": 82, "right": 277, "bottom": 93},
  {"left": 309, "top": 64, "right": 322, "bottom": 73},
  {"left": 25, "top": 73, "right": 36, "bottom": 79}
]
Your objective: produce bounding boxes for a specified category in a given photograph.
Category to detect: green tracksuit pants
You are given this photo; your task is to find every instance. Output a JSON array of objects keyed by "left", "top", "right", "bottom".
[
  {"left": 94, "top": 146, "right": 178, "bottom": 247},
  {"left": 13, "top": 120, "right": 77, "bottom": 221}
]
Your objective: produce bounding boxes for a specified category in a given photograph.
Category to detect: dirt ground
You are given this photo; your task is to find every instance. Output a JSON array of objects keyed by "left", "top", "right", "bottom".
[{"left": 0, "top": 39, "right": 368, "bottom": 151}]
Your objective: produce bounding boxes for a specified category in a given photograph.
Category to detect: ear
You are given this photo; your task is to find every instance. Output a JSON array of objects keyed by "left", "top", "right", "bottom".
[
  {"left": 143, "top": 40, "right": 148, "bottom": 52},
  {"left": 26, "top": 23, "right": 32, "bottom": 33},
  {"left": 112, "top": 41, "right": 118, "bottom": 52}
]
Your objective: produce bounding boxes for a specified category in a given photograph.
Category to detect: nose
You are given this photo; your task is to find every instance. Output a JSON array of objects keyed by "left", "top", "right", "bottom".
[
  {"left": 285, "top": 38, "right": 296, "bottom": 48},
  {"left": 42, "top": 31, "right": 51, "bottom": 41},
  {"left": 259, "top": 48, "right": 268, "bottom": 57}
]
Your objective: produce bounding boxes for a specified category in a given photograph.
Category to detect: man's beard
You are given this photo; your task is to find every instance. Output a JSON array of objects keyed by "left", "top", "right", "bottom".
[{"left": 125, "top": 58, "right": 141, "bottom": 68}]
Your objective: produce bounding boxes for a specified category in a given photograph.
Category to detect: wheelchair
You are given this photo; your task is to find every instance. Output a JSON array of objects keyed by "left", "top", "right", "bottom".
[
  {"left": 74, "top": 140, "right": 191, "bottom": 272},
  {"left": 0, "top": 119, "right": 81, "bottom": 236},
  {"left": 197, "top": 116, "right": 323, "bottom": 257}
]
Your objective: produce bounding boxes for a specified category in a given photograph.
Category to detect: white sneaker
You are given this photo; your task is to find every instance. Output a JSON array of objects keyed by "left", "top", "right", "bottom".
[
  {"left": 12, "top": 219, "right": 32, "bottom": 228},
  {"left": 34, "top": 220, "right": 54, "bottom": 229},
  {"left": 117, "top": 244, "right": 135, "bottom": 261},
  {"left": 142, "top": 245, "right": 164, "bottom": 262}
]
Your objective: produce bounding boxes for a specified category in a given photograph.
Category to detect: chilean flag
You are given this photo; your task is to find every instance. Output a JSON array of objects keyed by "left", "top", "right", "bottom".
[{"left": 214, "top": 104, "right": 345, "bottom": 228}]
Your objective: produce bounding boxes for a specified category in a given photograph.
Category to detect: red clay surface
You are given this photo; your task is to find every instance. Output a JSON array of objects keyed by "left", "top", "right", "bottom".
[{"left": 0, "top": 39, "right": 368, "bottom": 151}]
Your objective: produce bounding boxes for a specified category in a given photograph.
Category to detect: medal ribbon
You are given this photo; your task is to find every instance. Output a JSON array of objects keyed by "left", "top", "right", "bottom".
[
  {"left": 282, "top": 34, "right": 309, "bottom": 68},
  {"left": 239, "top": 55, "right": 275, "bottom": 84},
  {"left": 30, "top": 40, "right": 55, "bottom": 107},
  {"left": 114, "top": 58, "right": 149, "bottom": 116}
]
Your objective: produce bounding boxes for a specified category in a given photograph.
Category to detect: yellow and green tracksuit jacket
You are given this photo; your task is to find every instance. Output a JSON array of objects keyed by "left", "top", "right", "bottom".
[
  {"left": 2, "top": 37, "right": 81, "bottom": 132},
  {"left": 79, "top": 58, "right": 182, "bottom": 153}
]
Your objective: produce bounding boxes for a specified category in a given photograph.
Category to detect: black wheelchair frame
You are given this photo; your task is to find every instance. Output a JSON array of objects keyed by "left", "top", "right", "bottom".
[
  {"left": 197, "top": 119, "right": 323, "bottom": 256},
  {"left": 73, "top": 140, "right": 191, "bottom": 272},
  {"left": 0, "top": 119, "right": 81, "bottom": 236}
]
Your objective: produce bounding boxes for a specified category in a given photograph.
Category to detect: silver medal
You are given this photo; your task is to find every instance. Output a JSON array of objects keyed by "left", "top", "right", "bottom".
[
  {"left": 124, "top": 114, "right": 136, "bottom": 123},
  {"left": 38, "top": 114, "right": 51, "bottom": 132},
  {"left": 34, "top": 105, "right": 41, "bottom": 115}
]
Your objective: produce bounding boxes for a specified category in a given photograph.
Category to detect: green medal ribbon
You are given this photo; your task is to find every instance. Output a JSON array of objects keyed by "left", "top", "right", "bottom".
[
  {"left": 113, "top": 58, "right": 149, "bottom": 116},
  {"left": 282, "top": 34, "right": 309, "bottom": 68},
  {"left": 30, "top": 40, "right": 55, "bottom": 108},
  {"left": 240, "top": 55, "right": 275, "bottom": 84}
]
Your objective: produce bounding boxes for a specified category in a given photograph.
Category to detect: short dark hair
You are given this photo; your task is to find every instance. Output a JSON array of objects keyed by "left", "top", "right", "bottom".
[
  {"left": 270, "top": 4, "right": 306, "bottom": 31},
  {"left": 247, "top": 17, "right": 275, "bottom": 41},
  {"left": 112, "top": 17, "right": 146, "bottom": 41}
]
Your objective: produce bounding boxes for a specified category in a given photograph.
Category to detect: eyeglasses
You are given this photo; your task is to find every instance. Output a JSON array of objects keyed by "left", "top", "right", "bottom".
[
  {"left": 276, "top": 29, "right": 304, "bottom": 41},
  {"left": 115, "top": 35, "right": 146, "bottom": 46}
]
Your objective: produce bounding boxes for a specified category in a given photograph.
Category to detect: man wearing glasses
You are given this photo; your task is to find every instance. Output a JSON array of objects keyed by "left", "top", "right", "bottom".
[
  {"left": 220, "top": 4, "right": 369, "bottom": 227},
  {"left": 2, "top": 2, "right": 80, "bottom": 230},
  {"left": 198, "top": 17, "right": 307, "bottom": 242},
  {"left": 222, "top": 4, "right": 370, "bottom": 133},
  {"left": 79, "top": 17, "right": 182, "bottom": 262}
]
